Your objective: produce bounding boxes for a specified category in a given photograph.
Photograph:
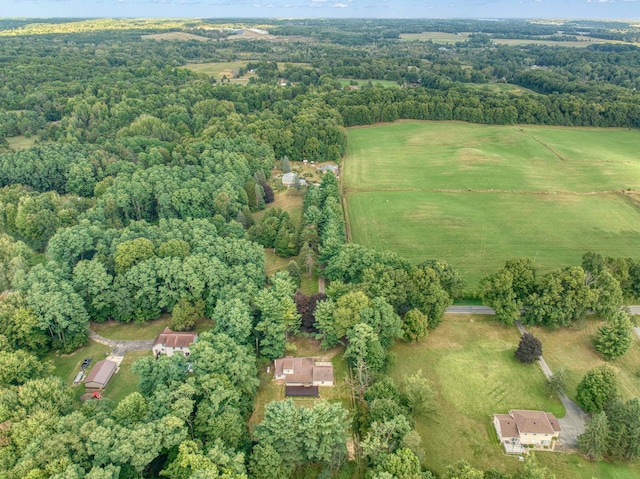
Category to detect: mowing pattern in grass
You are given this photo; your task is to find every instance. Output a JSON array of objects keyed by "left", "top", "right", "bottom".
[
  {"left": 390, "top": 315, "right": 563, "bottom": 475},
  {"left": 344, "top": 122, "right": 640, "bottom": 288}
]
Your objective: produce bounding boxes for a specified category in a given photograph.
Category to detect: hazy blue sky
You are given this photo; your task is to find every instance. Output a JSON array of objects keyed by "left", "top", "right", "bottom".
[{"left": 1, "top": 0, "right": 639, "bottom": 19}]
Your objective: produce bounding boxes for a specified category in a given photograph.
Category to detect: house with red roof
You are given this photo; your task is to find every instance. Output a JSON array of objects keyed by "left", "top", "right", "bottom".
[
  {"left": 493, "top": 410, "right": 562, "bottom": 454},
  {"left": 152, "top": 328, "right": 198, "bottom": 358}
]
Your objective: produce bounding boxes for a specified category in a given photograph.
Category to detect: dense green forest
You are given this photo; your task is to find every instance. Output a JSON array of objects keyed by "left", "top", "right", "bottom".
[{"left": 1, "top": 17, "right": 639, "bottom": 479}]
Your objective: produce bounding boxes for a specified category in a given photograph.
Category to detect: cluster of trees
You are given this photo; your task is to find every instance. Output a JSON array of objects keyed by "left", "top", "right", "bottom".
[
  {"left": 0, "top": 330, "right": 260, "bottom": 478},
  {"left": 481, "top": 256, "right": 635, "bottom": 361},
  {"left": 578, "top": 366, "right": 640, "bottom": 462}
]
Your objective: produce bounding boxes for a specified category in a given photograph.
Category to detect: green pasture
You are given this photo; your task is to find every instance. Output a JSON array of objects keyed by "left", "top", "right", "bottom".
[
  {"left": 344, "top": 122, "right": 640, "bottom": 288},
  {"left": 390, "top": 314, "right": 640, "bottom": 478}
]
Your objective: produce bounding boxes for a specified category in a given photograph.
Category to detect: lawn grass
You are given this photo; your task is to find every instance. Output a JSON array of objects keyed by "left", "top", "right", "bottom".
[
  {"left": 344, "top": 121, "right": 640, "bottom": 289},
  {"left": 103, "top": 350, "right": 150, "bottom": 404},
  {"left": 389, "top": 314, "right": 640, "bottom": 478},
  {"left": 45, "top": 340, "right": 112, "bottom": 386},
  {"left": 249, "top": 336, "right": 351, "bottom": 429},
  {"left": 528, "top": 318, "right": 640, "bottom": 404},
  {"left": 390, "top": 315, "right": 563, "bottom": 475},
  {"left": 91, "top": 315, "right": 213, "bottom": 340}
]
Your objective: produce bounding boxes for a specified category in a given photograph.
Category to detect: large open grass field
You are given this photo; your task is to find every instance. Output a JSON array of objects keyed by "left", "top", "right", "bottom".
[
  {"left": 344, "top": 121, "right": 640, "bottom": 289},
  {"left": 390, "top": 315, "right": 640, "bottom": 478}
]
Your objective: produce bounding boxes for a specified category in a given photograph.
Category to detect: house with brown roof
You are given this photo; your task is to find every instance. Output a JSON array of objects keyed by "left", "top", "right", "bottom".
[
  {"left": 152, "top": 328, "right": 198, "bottom": 358},
  {"left": 274, "top": 357, "right": 334, "bottom": 387},
  {"left": 84, "top": 359, "right": 118, "bottom": 391},
  {"left": 493, "top": 410, "right": 561, "bottom": 454}
]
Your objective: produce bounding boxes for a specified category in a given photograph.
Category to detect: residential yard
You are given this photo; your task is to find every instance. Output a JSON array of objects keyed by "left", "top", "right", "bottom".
[
  {"left": 249, "top": 336, "right": 351, "bottom": 429},
  {"left": 390, "top": 314, "right": 561, "bottom": 476},
  {"left": 46, "top": 340, "right": 112, "bottom": 387},
  {"left": 528, "top": 318, "right": 640, "bottom": 404},
  {"left": 103, "top": 350, "right": 150, "bottom": 404},
  {"left": 344, "top": 121, "right": 640, "bottom": 288},
  {"left": 91, "top": 314, "right": 213, "bottom": 340},
  {"left": 389, "top": 314, "right": 640, "bottom": 478}
]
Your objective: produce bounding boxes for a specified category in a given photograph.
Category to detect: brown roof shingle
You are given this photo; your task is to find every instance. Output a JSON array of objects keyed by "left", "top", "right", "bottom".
[
  {"left": 153, "top": 328, "right": 197, "bottom": 349},
  {"left": 511, "top": 410, "right": 557, "bottom": 435}
]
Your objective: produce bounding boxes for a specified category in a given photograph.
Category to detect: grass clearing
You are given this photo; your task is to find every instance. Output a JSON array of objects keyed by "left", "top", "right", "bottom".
[
  {"left": 46, "top": 340, "right": 112, "bottom": 386},
  {"left": 6, "top": 135, "right": 37, "bottom": 150},
  {"left": 91, "top": 315, "right": 213, "bottom": 340},
  {"left": 249, "top": 337, "right": 350, "bottom": 429},
  {"left": 390, "top": 314, "right": 640, "bottom": 478},
  {"left": 344, "top": 121, "right": 640, "bottom": 289},
  {"left": 529, "top": 318, "right": 640, "bottom": 404},
  {"left": 338, "top": 78, "right": 400, "bottom": 88},
  {"left": 185, "top": 61, "right": 310, "bottom": 84},
  {"left": 103, "top": 350, "right": 149, "bottom": 404},
  {"left": 390, "top": 315, "right": 562, "bottom": 475}
]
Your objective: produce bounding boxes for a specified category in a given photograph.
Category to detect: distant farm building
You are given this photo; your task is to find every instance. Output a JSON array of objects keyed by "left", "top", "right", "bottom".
[
  {"left": 274, "top": 357, "right": 334, "bottom": 387},
  {"left": 494, "top": 410, "right": 562, "bottom": 454},
  {"left": 281, "top": 172, "right": 298, "bottom": 188},
  {"left": 152, "top": 328, "right": 198, "bottom": 357},
  {"left": 84, "top": 359, "right": 118, "bottom": 391}
]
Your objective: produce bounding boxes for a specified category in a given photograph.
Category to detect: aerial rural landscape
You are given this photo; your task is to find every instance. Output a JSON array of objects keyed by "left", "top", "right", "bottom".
[{"left": 1, "top": 4, "right": 640, "bottom": 479}]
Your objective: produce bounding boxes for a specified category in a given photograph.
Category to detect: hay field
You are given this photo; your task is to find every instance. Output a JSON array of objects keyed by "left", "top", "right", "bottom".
[
  {"left": 142, "top": 31, "right": 211, "bottom": 42},
  {"left": 344, "top": 121, "right": 640, "bottom": 289}
]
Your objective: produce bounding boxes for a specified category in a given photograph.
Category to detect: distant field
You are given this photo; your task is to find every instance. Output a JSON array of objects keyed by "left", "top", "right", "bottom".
[
  {"left": 184, "top": 61, "right": 256, "bottom": 84},
  {"left": 399, "top": 31, "right": 631, "bottom": 48},
  {"left": 464, "top": 82, "right": 535, "bottom": 95},
  {"left": 142, "top": 31, "right": 211, "bottom": 42},
  {"left": 344, "top": 121, "right": 640, "bottom": 289},
  {"left": 185, "top": 61, "right": 310, "bottom": 84},
  {"left": 338, "top": 78, "right": 400, "bottom": 88},
  {"left": 400, "top": 32, "right": 470, "bottom": 43},
  {"left": 390, "top": 314, "right": 640, "bottom": 478}
]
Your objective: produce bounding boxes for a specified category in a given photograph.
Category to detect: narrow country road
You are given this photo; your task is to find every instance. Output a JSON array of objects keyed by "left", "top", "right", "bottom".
[{"left": 446, "top": 305, "right": 640, "bottom": 340}]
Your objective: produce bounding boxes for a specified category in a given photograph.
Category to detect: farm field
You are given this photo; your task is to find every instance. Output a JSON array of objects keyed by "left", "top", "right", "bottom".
[
  {"left": 390, "top": 314, "right": 640, "bottom": 478},
  {"left": 185, "top": 61, "right": 310, "bottom": 84},
  {"left": 399, "top": 31, "right": 630, "bottom": 48},
  {"left": 344, "top": 121, "right": 640, "bottom": 288}
]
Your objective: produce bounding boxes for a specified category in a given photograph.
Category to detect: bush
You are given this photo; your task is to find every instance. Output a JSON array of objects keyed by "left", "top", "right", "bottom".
[{"left": 514, "top": 332, "right": 542, "bottom": 364}]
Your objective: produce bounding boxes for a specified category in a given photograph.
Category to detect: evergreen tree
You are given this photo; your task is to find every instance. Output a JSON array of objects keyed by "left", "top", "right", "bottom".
[
  {"left": 594, "top": 310, "right": 633, "bottom": 360},
  {"left": 578, "top": 411, "right": 609, "bottom": 461},
  {"left": 515, "top": 333, "right": 542, "bottom": 364}
]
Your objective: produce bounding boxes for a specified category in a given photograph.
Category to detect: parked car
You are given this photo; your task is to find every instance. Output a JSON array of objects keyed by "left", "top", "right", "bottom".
[{"left": 81, "top": 357, "right": 92, "bottom": 370}]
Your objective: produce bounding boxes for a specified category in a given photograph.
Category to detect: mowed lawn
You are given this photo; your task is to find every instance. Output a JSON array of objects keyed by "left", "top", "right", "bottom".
[
  {"left": 390, "top": 315, "right": 640, "bottom": 478},
  {"left": 344, "top": 122, "right": 640, "bottom": 288}
]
